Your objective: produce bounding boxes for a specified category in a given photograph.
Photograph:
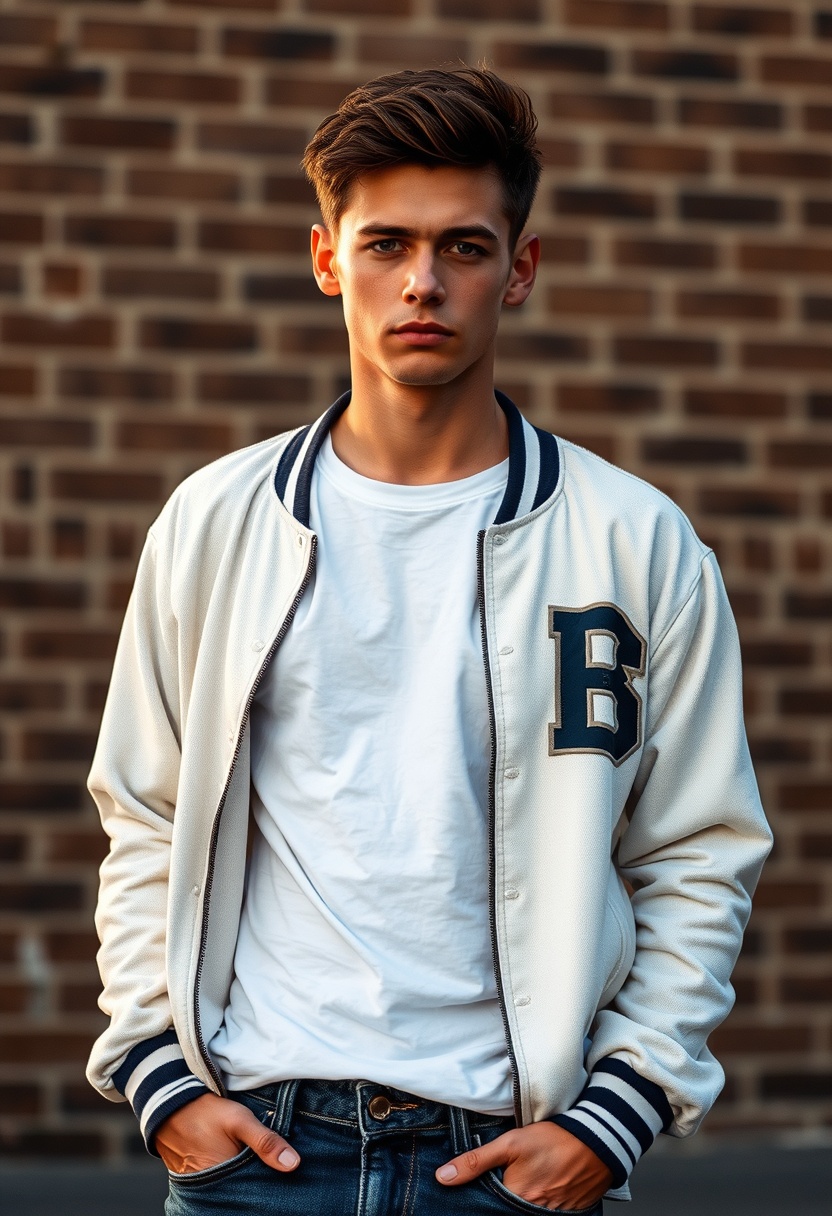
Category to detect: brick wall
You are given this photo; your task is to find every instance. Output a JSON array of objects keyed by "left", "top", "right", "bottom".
[{"left": 0, "top": 0, "right": 830, "bottom": 1159}]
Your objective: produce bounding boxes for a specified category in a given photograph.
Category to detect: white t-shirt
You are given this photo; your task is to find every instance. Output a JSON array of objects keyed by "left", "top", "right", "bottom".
[{"left": 210, "top": 435, "right": 514, "bottom": 1114}]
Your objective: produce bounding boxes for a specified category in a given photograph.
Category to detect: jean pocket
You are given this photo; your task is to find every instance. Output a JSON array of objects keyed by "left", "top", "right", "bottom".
[
  {"left": 473, "top": 1133, "right": 601, "bottom": 1215},
  {"left": 167, "top": 1098, "right": 276, "bottom": 1188}
]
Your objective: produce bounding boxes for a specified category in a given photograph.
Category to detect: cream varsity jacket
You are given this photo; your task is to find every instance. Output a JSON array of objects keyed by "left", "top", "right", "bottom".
[{"left": 87, "top": 393, "right": 772, "bottom": 1192}]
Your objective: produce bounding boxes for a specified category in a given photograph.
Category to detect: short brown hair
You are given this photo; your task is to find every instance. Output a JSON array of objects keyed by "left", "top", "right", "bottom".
[{"left": 302, "top": 67, "right": 542, "bottom": 246}]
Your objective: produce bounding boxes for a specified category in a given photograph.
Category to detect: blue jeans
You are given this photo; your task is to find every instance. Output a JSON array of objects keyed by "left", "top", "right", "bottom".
[{"left": 165, "top": 1078, "right": 603, "bottom": 1216}]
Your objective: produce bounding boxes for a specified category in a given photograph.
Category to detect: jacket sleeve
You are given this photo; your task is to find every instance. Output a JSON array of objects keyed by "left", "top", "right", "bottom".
[
  {"left": 552, "top": 549, "right": 772, "bottom": 1187},
  {"left": 86, "top": 529, "right": 209, "bottom": 1152}
]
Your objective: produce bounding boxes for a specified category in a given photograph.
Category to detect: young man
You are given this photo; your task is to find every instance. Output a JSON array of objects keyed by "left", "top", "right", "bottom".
[{"left": 87, "top": 68, "right": 771, "bottom": 1214}]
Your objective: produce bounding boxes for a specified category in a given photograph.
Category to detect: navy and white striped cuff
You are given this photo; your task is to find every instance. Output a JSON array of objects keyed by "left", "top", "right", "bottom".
[
  {"left": 112, "top": 1029, "right": 210, "bottom": 1154},
  {"left": 551, "top": 1057, "right": 673, "bottom": 1188}
]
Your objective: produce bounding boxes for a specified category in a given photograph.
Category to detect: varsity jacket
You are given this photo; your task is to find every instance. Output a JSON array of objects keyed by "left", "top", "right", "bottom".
[{"left": 87, "top": 392, "right": 772, "bottom": 1195}]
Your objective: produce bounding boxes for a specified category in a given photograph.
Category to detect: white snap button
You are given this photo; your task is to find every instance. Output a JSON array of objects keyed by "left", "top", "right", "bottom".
[
  {"left": 504, "top": 767, "right": 519, "bottom": 779},
  {"left": 252, "top": 639, "right": 264, "bottom": 651},
  {"left": 505, "top": 888, "right": 519, "bottom": 900},
  {"left": 297, "top": 535, "right": 304, "bottom": 547},
  {"left": 514, "top": 994, "right": 530, "bottom": 1007},
  {"left": 499, "top": 645, "right": 514, "bottom": 656},
  {"left": 192, "top": 885, "right": 199, "bottom": 897},
  {"left": 494, "top": 535, "right": 506, "bottom": 545}
]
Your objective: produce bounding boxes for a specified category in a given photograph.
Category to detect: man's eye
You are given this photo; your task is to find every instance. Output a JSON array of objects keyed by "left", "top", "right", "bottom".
[
  {"left": 372, "top": 239, "right": 401, "bottom": 253},
  {"left": 451, "top": 242, "right": 484, "bottom": 256}
]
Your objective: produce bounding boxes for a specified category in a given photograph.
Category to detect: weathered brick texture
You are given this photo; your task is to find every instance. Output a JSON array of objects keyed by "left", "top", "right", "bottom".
[{"left": 0, "top": 0, "right": 830, "bottom": 1160}]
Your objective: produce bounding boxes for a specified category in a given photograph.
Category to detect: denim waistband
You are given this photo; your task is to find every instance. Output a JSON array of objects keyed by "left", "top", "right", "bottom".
[{"left": 233, "top": 1078, "right": 516, "bottom": 1149}]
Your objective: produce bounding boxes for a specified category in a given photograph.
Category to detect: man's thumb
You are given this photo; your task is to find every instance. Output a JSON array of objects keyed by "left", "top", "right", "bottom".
[{"left": 234, "top": 1107, "right": 300, "bottom": 1172}]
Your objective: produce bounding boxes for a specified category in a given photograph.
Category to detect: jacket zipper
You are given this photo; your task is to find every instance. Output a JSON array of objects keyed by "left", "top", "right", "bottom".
[
  {"left": 477, "top": 529, "right": 523, "bottom": 1124},
  {"left": 193, "top": 534, "right": 318, "bottom": 1091}
]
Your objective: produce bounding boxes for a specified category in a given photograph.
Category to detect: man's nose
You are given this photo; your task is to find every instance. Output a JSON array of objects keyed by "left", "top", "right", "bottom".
[{"left": 402, "top": 254, "right": 445, "bottom": 305}]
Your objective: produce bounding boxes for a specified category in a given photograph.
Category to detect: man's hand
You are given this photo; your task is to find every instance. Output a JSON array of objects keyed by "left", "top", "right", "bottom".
[
  {"left": 156, "top": 1092, "right": 301, "bottom": 1176},
  {"left": 436, "top": 1120, "right": 612, "bottom": 1211}
]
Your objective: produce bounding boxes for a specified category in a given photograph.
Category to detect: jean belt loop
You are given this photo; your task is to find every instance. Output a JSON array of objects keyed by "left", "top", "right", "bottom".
[
  {"left": 448, "top": 1102, "right": 472, "bottom": 1156},
  {"left": 273, "top": 1078, "right": 300, "bottom": 1138}
]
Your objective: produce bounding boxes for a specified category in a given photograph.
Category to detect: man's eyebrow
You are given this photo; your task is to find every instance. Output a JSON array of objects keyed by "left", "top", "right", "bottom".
[{"left": 355, "top": 224, "right": 501, "bottom": 242}]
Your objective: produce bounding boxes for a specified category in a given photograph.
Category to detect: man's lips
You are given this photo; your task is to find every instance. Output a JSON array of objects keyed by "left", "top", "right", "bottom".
[{"left": 392, "top": 323, "right": 454, "bottom": 347}]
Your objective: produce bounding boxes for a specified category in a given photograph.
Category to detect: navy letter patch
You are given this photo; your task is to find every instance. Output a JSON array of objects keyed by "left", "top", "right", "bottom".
[{"left": 548, "top": 603, "right": 646, "bottom": 766}]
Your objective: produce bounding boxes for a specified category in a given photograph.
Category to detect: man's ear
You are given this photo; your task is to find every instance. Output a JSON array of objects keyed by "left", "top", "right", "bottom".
[
  {"left": 311, "top": 224, "right": 342, "bottom": 297},
  {"left": 502, "top": 232, "right": 540, "bottom": 309}
]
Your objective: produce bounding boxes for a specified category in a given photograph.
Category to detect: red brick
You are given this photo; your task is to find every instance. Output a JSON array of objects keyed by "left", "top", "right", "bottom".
[
  {"left": 633, "top": 48, "right": 738, "bottom": 80},
  {"left": 22, "top": 630, "right": 119, "bottom": 662},
  {"left": 116, "top": 421, "right": 232, "bottom": 451},
  {"left": 763, "top": 56, "right": 832, "bottom": 87},
  {"left": 740, "top": 243, "right": 832, "bottom": 274},
  {"left": 549, "top": 91, "right": 655, "bottom": 124},
  {"left": 762, "top": 1071, "right": 832, "bottom": 1097},
  {"left": 615, "top": 237, "right": 717, "bottom": 269},
  {"left": 0, "top": 781, "right": 80, "bottom": 811},
  {"left": 58, "top": 365, "right": 174, "bottom": 402},
  {"left": 0, "top": 15, "right": 57, "bottom": 46},
  {"left": 755, "top": 881, "right": 821, "bottom": 909},
  {"left": 494, "top": 42, "right": 609, "bottom": 74},
  {"left": 125, "top": 70, "right": 242, "bottom": 106},
  {"left": 679, "top": 192, "right": 779, "bottom": 224},
  {"left": 0, "top": 983, "right": 33, "bottom": 1013},
  {"left": 677, "top": 290, "right": 780, "bottom": 320},
  {"left": 198, "top": 220, "right": 304, "bottom": 255},
  {"left": 563, "top": 0, "right": 668, "bottom": 28},
  {"left": 0, "top": 162, "right": 103, "bottom": 196},
  {"left": 539, "top": 234, "right": 590, "bottom": 264},
  {"left": 780, "top": 977, "right": 832, "bottom": 1004},
  {"left": 735, "top": 148, "right": 832, "bottom": 180},
  {"left": 0, "top": 681, "right": 63, "bottom": 711},
  {"left": 62, "top": 115, "right": 175, "bottom": 152},
  {"left": 0, "top": 1034, "right": 93, "bottom": 1065},
  {"left": 0, "top": 113, "right": 32, "bottom": 144},
  {"left": 0, "top": 1085, "right": 41, "bottom": 1117},
  {"left": 784, "top": 926, "right": 832, "bottom": 953},
  {"left": 44, "top": 263, "right": 82, "bottom": 297},
  {"left": 804, "top": 200, "right": 832, "bottom": 227},
  {"left": 243, "top": 274, "right": 330, "bottom": 304},
  {"left": 2, "top": 313, "right": 114, "bottom": 349},
  {"left": 0, "top": 261, "right": 20, "bottom": 293},
  {"left": 44, "top": 931, "right": 98, "bottom": 963},
  {"left": 278, "top": 325, "right": 351, "bottom": 356},
  {"left": 0, "top": 1131, "right": 105, "bottom": 1157},
  {"left": 497, "top": 332, "right": 590, "bottom": 362},
  {"left": 642, "top": 436, "right": 746, "bottom": 464},
  {"left": 547, "top": 284, "right": 652, "bottom": 317},
  {"left": 52, "top": 519, "right": 87, "bottom": 559},
  {"left": 51, "top": 469, "right": 162, "bottom": 502},
  {"left": 780, "top": 783, "right": 832, "bottom": 811},
  {"left": 614, "top": 335, "right": 718, "bottom": 366},
  {"left": 140, "top": 316, "right": 257, "bottom": 353},
  {"left": 555, "top": 186, "right": 655, "bottom": 220},
  {"left": 222, "top": 27, "right": 336, "bottom": 60},
  {"left": 0, "top": 64, "right": 103, "bottom": 99},
  {"left": 58, "top": 982, "right": 102, "bottom": 1015},
  {"left": 0, "top": 211, "right": 43, "bottom": 244},
  {"left": 0, "top": 835, "right": 26, "bottom": 862},
  {"left": 80, "top": 19, "right": 199, "bottom": 54},
  {"left": 2, "top": 521, "right": 31, "bottom": 557},
  {"left": 107, "top": 524, "right": 136, "bottom": 561},
  {"left": 743, "top": 341, "right": 832, "bottom": 372},
  {"left": 785, "top": 592, "right": 832, "bottom": 618},
  {"left": 678, "top": 96, "right": 782, "bottom": 128},
  {"left": 12, "top": 464, "right": 35, "bottom": 502},
  {"left": 710, "top": 1024, "right": 810, "bottom": 1054},
  {"left": 0, "top": 576, "right": 84, "bottom": 611},
  {"left": 23, "top": 733, "right": 98, "bottom": 766},
  {"left": 809, "top": 391, "right": 832, "bottom": 419},
  {"left": 107, "top": 580, "right": 133, "bottom": 612},
  {"left": 606, "top": 140, "right": 710, "bottom": 174},
  {"left": 309, "top": 0, "right": 411, "bottom": 11},
  {"left": 793, "top": 537, "right": 822, "bottom": 573},
  {"left": 538, "top": 138, "right": 582, "bottom": 169},
  {"left": 358, "top": 35, "right": 470, "bottom": 66},
  {"left": 557, "top": 382, "right": 660, "bottom": 414},
  {"left": 769, "top": 441, "right": 832, "bottom": 468},
  {"left": 262, "top": 173, "right": 317, "bottom": 208},
  {"left": 750, "top": 736, "right": 812, "bottom": 764},
  {"left": 64, "top": 214, "right": 177, "bottom": 250},
  {"left": 0, "top": 362, "right": 34, "bottom": 395},
  {"left": 700, "top": 487, "right": 800, "bottom": 517},
  {"left": 264, "top": 77, "right": 362, "bottom": 110},
  {"left": 102, "top": 266, "right": 219, "bottom": 301},
  {"left": 197, "top": 122, "right": 306, "bottom": 156},
  {"left": 127, "top": 167, "right": 239, "bottom": 203},
  {"left": 692, "top": 5, "right": 793, "bottom": 36},
  {"left": 742, "top": 639, "right": 812, "bottom": 666},
  {"left": 197, "top": 371, "right": 311, "bottom": 405},
  {"left": 804, "top": 103, "right": 832, "bottom": 133}
]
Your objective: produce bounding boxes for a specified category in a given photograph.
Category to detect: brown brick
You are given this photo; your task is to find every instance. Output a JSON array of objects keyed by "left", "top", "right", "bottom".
[
  {"left": 140, "top": 316, "right": 257, "bottom": 353},
  {"left": 23, "top": 733, "right": 98, "bottom": 766},
  {"left": 742, "top": 639, "right": 812, "bottom": 666},
  {"left": 700, "top": 487, "right": 799, "bottom": 517},
  {"left": 0, "top": 113, "right": 33, "bottom": 145},
  {"left": 2, "top": 521, "right": 31, "bottom": 557},
  {"left": 309, "top": 0, "right": 411, "bottom": 11},
  {"left": 127, "top": 167, "right": 239, "bottom": 203},
  {"left": 551, "top": 430, "right": 617, "bottom": 463},
  {"left": 538, "top": 138, "right": 582, "bottom": 169},
  {"left": 755, "top": 881, "right": 821, "bottom": 909},
  {"left": 686, "top": 388, "right": 786, "bottom": 418},
  {"left": 126, "top": 70, "right": 242, "bottom": 106},
  {"left": 199, "top": 220, "right": 304, "bottom": 255},
  {"left": 0, "top": 777, "right": 80, "bottom": 810},
  {"left": 58, "top": 365, "right": 174, "bottom": 402},
  {"left": 117, "top": 420, "right": 232, "bottom": 452},
  {"left": 243, "top": 274, "right": 329, "bottom": 304},
  {"left": 710, "top": 1025, "right": 809, "bottom": 1054},
  {"left": 52, "top": 519, "right": 86, "bottom": 559},
  {"left": 770, "top": 441, "right": 832, "bottom": 468},
  {"left": 679, "top": 192, "right": 779, "bottom": 224},
  {"left": 357, "top": 35, "right": 470, "bottom": 66},
  {"left": 678, "top": 96, "right": 782, "bottom": 128},
  {"left": 22, "top": 630, "right": 119, "bottom": 662},
  {"left": 48, "top": 829, "right": 109, "bottom": 864},
  {"left": 780, "top": 977, "right": 832, "bottom": 1004},
  {"left": 741, "top": 241, "right": 832, "bottom": 275},
  {"left": 692, "top": 5, "right": 793, "bottom": 36},
  {"left": 0, "top": 1130, "right": 104, "bottom": 1158},
  {"left": 785, "top": 926, "right": 832, "bottom": 954},
  {"left": 642, "top": 437, "right": 745, "bottom": 464},
  {"left": 0, "top": 362, "right": 34, "bottom": 395},
  {"left": 762, "top": 1071, "right": 832, "bottom": 1098},
  {"left": 197, "top": 122, "right": 306, "bottom": 157},
  {"left": 0, "top": 1033, "right": 93, "bottom": 1065},
  {"left": 750, "top": 736, "right": 812, "bottom": 764},
  {"left": 540, "top": 235, "right": 590, "bottom": 264},
  {"left": 64, "top": 214, "right": 177, "bottom": 250},
  {"left": 0, "top": 983, "right": 28, "bottom": 1013},
  {"left": 107, "top": 524, "right": 136, "bottom": 561},
  {"left": 0, "top": 65, "right": 103, "bottom": 99},
  {"left": 44, "top": 931, "right": 98, "bottom": 963},
  {"left": 555, "top": 186, "right": 655, "bottom": 220},
  {"left": 2, "top": 313, "right": 114, "bottom": 348},
  {"left": 0, "top": 261, "right": 21, "bottom": 293},
  {"left": 62, "top": 115, "right": 175, "bottom": 152},
  {"left": 264, "top": 77, "right": 362, "bottom": 110},
  {"left": 785, "top": 592, "right": 832, "bottom": 619},
  {"left": 549, "top": 91, "right": 655, "bottom": 124},
  {"left": 563, "top": 0, "right": 668, "bottom": 28},
  {"left": 222, "top": 27, "right": 335, "bottom": 60},
  {"left": 278, "top": 325, "right": 351, "bottom": 357},
  {"left": 0, "top": 162, "right": 103, "bottom": 196},
  {"left": 736, "top": 148, "right": 832, "bottom": 180},
  {"left": 764, "top": 56, "right": 832, "bottom": 87},
  {"left": 780, "top": 784, "right": 832, "bottom": 811},
  {"left": 809, "top": 391, "right": 832, "bottom": 418},
  {"left": 497, "top": 332, "right": 590, "bottom": 362},
  {"left": 262, "top": 173, "right": 317, "bottom": 208},
  {"left": 614, "top": 335, "right": 718, "bottom": 366},
  {"left": 0, "top": 1085, "right": 41, "bottom": 1117},
  {"left": 0, "top": 577, "right": 84, "bottom": 610},
  {"left": 102, "top": 266, "right": 219, "bottom": 301},
  {"left": 548, "top": 284, "right": 652, "bottom": 317},
  {"left": 633, "top": 48, "right": 738, "bottom": 80},
  {"left": 743, "top": 341, "right": 832, "bottom": 372},
  {"left": 80, "top": 20, "right": 199, "bottom": 54},
  {"left": 0, "top": 681, "right": 63, "bottom": 711},
  {"left": 804, "top": 199, "right": 832, "bottom": 227},
  {"left": 494, "top": 42, "right": 609, "bottom": 73},
  {"left": 61, "top": 1083, "right": 129, "bottom": 1116},
  {"left": 677, "top": 290, "right": 779, "bottom": 320},
  {"left": 13, "top": 464, "right": 35, "bottom": 502},
  {"left": 615, "top": 237, "right": 717, "bottom": 269},
  {"left": 197, "top": 371, "right": 311, "bottom": 405},
  {"left": 85, "top": 681, "right": 109, "bottom": 712},
  {"left": 780, "top": 687, "right": 832, "bottom": 715},
  {"left": 0, "top": 15, "right": 56, "bottom": 46},
  {"left": 606, "top": 141, "right": 709, "bottom": 174},
  {"left": 107, "top": 579, "right": 133, "bottom": 611},
  {"left": 51, "top": 469, "right": 162, "bottom": 502},
  {"left": 0, "top": 211, "right": 43, "bottom": 244},
  {"left": 0, "top": 835, "right": 26, "bottom": 862},
  {"left": 557, "top": 382, "right": 660, "bottom": 414},
  {"left": 44, "top": 263, "right": 82, "bottom": 296}
]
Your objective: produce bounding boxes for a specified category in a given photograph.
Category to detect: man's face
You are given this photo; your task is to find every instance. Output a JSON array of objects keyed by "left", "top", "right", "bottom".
[{"left": 311, "top": 163, "right": 538, "bottom": 390}]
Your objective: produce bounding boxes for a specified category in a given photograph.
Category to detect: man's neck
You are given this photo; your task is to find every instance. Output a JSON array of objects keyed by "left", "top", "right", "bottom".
[{"left": 329, "top": 366, "right": 509, "bottom": 486}]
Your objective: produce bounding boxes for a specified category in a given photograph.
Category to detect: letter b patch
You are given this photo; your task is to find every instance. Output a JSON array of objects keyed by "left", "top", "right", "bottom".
[{"left": 548, "top": 604, "right": 646, "bottom": 766}]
